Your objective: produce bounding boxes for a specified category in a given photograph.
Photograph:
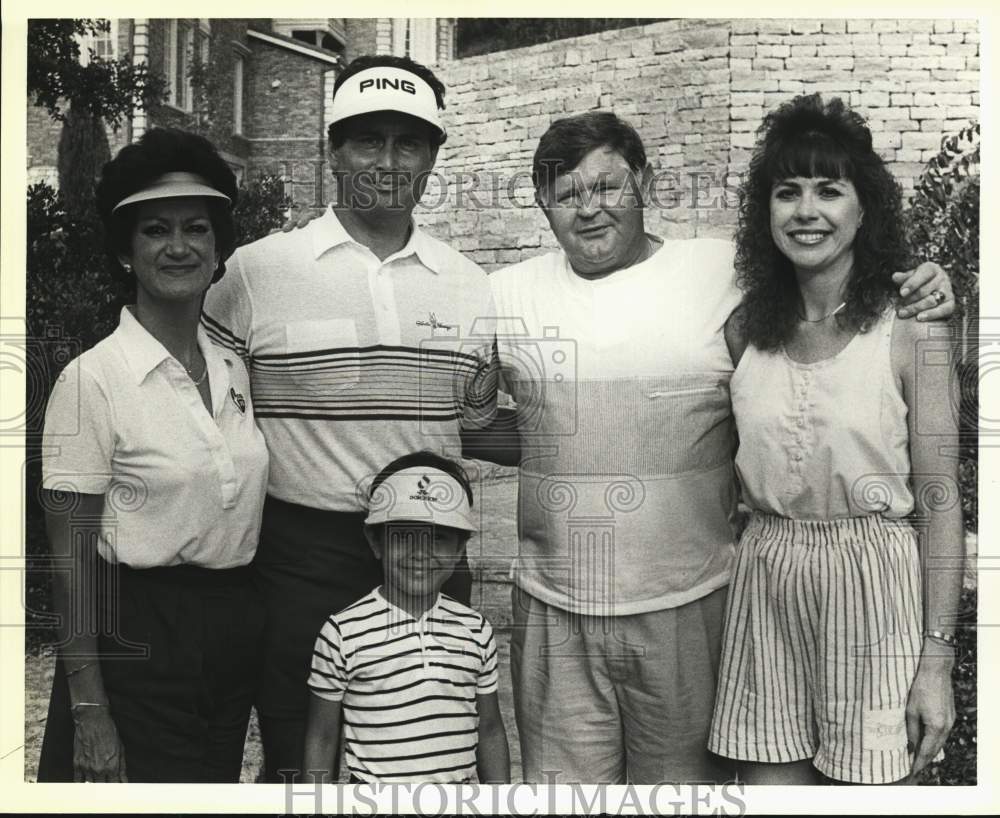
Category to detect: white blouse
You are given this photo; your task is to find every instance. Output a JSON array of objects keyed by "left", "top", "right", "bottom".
[
  {"left": 732, "top": 308, "right": 913, "bottom": 520},
  {"left": 42, "top": 306, "right": 269, "bottom": 568}
]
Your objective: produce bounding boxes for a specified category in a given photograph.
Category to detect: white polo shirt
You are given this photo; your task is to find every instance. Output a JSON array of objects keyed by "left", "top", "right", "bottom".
[
  {"left": 201, "top": 207, "right": 497, "bottom": 512},
  {"left": 490, "top": 237, "right": 743, "bottom": 615},
  {"left": 41, "top": 306, "right": 270, "bottom": 569}
]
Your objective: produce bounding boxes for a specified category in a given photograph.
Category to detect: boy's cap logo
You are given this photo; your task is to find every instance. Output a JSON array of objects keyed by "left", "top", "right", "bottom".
[
  {"left": 364, "top": 465, "right": 476, "bottom": 532},
  {"left": 411, "top": 474, "right": 435, "bottom": 502}
]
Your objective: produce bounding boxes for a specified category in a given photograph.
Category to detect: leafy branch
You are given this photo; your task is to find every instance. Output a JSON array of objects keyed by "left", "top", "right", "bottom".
[{"left": 27, "top": 18, "right": 166, "bottom": 130}]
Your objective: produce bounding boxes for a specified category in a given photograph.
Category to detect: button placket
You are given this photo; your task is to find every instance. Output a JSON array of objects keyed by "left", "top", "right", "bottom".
[
  {"left": 370, "top": 261, "right": 402, "bottom": 345},
  {"left": 176, "top": 357, "right": 239, "bottom": 509},
  {"left": 787, "top": 367, "right": 812, "bottom": 487}
]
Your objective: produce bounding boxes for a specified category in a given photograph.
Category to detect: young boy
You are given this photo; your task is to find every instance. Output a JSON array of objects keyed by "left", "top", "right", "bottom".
[{"left": 303, "top": 452, "right": 510, "bottom": 784}]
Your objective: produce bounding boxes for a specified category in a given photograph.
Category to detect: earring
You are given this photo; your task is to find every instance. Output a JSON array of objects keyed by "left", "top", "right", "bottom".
[{"left": 122, "top": 262, "right": 133, "bottom": 274}]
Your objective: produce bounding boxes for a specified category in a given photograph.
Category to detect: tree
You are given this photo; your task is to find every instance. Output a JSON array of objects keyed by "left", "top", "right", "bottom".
[{"left": 27, "top": 19, "right": 166, "bottom": 217}]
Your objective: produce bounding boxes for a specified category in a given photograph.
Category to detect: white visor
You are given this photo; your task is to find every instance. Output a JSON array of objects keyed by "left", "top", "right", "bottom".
[
  {"left": 329, "top": 66, "right": 445, "bottom": 141},
  {"left": 365, "top": 466, "right": 475, "bottom": 532},
  {"left": 112, "top": 171, "right": 232, "bottom": 213}
]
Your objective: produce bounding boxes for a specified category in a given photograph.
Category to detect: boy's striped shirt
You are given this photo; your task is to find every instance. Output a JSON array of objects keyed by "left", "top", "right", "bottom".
[{"left": 308, "top": 588, "right": 499, "bottom": 782}]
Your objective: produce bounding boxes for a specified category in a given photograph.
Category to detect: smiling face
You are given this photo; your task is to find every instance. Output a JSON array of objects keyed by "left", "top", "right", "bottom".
[
  {"left": 538, "top": 145, "right": 651, "bottom": 279},
  {"left": 769, "top": 176, "right": 863, "bottom": 279},
  {"left": 120, "top": 198, "right": 219, "bottom": 304},
  {"left": 330, "top": 111, "right": 439, "bottom": 217},
  {"left": 367, "top": 522, "right": 466, "bottom": 613}
]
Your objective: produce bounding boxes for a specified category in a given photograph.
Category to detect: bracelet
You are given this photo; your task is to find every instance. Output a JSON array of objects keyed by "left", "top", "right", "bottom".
[
  {"left": 70, "top": 702, "right": 109, "bottom": 711},
  {"left": 925, "top": 629, "right": 957, "bottom": 647},
  {"left": 64, "top": 662, "right": 95, "bottom": 679}
]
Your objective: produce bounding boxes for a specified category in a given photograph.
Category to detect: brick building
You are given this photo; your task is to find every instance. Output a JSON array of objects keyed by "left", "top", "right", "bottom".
[{"left": 26, "top": 17, "right": 459, "bottom": 206}]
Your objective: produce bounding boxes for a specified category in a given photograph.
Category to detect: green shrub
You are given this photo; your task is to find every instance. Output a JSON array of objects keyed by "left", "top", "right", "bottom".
[
  {"left": 234, "top": 173, "right": 292, "bottom": 246},
  {"left": 906, "top": 123, "right": 979, "bottom": 308}
]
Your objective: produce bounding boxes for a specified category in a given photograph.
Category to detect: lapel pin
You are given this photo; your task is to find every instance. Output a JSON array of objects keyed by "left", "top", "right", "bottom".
[{"left": 230, "top": 387, "right": 246, "bottom": 414}]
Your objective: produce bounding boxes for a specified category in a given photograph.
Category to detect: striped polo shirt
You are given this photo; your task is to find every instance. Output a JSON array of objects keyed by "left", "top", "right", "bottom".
[
  {"left": 308, "top": 588, "right": 499, "bottom": 783},
  {"left": 201, "top": 208, "right": 497, "bottom": 512}
]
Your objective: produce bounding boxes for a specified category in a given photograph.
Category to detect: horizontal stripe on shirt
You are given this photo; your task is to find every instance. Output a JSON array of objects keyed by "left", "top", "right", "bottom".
[
  {"left": 308, "top": 589, "right": 498, "bottom": 782},
  {"left": 200, "top": 212, "right": 498, "bottom": 513}
]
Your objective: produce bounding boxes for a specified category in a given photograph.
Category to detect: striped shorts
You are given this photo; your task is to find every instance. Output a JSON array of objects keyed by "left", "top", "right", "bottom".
[{"left": 708, "top": 512, "right": 923, "bottom": 784}]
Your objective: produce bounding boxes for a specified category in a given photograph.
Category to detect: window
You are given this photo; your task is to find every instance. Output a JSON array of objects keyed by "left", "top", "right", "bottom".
[
  {"left": 391, "top": 18, "right": 437, "bottom": 65},
  {"left": 165, "top": 19, "right": 210, "bottom": 112},
  {"left": 78, "top": 19, "right": 117, "bottom": 65},
  {"left": 165, "top": 20, "right": 194, "bottom": 111},
  {"left": 233, "top": 55, "right": 244, "bottom": 135}
]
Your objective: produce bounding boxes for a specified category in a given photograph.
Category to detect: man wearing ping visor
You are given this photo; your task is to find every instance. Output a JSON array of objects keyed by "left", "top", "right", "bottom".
[{"left": 202, "top": 56, "right": 498, "bottom": 782}]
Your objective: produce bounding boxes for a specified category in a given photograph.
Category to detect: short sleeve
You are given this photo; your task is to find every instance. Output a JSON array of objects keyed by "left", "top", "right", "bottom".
[
  {"left": 308, "top": 618, "right": 349, "bottom": 701},
  {"left": 476, "top": 615, "right": 499, "bottom": 695},
  {"left": 41, "top": 359, "right": 114, "bottom": 495},
  {"left": 201, "top": 249, "right": 253, "bottom": 368}
]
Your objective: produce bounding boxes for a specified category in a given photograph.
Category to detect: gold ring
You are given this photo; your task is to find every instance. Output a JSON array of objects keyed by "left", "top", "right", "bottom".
[{"left": 931, "top": 289, "right": 946, "bottom": 305}]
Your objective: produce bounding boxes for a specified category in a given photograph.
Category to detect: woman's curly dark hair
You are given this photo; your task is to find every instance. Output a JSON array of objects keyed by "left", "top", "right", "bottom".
[
  {"left": 96, "top": 127, "right": 238, "bottom": 292},
  {"left": 735, "top": 93, "right": 911, "bottom": 350}
]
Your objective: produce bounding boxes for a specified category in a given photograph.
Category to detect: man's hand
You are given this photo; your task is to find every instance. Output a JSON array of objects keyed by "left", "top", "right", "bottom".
[
  {"left": 893, "top": 262, "right": 955, "bottom": 321},
  {"left": 268, "top": 210, "right": 322, "bottom": 235}
]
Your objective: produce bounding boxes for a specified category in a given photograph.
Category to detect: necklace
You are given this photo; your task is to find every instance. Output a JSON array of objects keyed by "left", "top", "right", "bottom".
[
  {"left": 189, "top": 363, "right": 208, "bottom": 386},
  {"left": 798, "top": 301, "right": 846, "bottom": 323},
  {"left": 184, "top": 352, "right": 208, "bottom": 386}
]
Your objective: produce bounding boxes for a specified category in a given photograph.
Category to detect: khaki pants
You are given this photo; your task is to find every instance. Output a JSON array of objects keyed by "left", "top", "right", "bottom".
[{"left": 510, "top": 584, "right": 734, "bottom": 784}]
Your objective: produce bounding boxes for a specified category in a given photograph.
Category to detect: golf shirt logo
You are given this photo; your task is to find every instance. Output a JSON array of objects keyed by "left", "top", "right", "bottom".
[
  {"left": 415, "top": 312, "right": 455, "bottom": 331},
  {"left": 230, "top": 387, "right": 246, "bottom": 414}
]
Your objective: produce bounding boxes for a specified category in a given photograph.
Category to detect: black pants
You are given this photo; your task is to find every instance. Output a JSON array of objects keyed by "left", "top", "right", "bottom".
[
  {"left": 37, "top": 560, "right": 265, "bottom": 783},
  {"left": 253, "top": 495, "right": 472, "bottom": 783}
]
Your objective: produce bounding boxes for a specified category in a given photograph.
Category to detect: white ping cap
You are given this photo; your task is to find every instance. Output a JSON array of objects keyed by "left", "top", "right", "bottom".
[
  {"left": 329, "top": 66, "right": 446, "bottom": 141},
  {"left": 365, "top": 466, "right": 475, "bottom": 532}
]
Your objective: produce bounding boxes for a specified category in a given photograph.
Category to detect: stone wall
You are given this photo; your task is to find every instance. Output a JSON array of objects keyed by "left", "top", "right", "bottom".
[{"left": 417, "top": 18, "right": 980, "bottom": 270}]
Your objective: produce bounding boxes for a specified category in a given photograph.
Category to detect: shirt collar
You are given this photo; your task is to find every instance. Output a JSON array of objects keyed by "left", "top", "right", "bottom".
[
  {"left": 116, "top": 305, "right": 236, "bottom": 388},
  {"left": 311, "top": 206, "right": 443, "bottom": 274},
  {"left": 376, "top": 585, "right": 442, "bottom": 624},
  {"left": 116, "top": 306, "right": 173, "bottom": 384}
]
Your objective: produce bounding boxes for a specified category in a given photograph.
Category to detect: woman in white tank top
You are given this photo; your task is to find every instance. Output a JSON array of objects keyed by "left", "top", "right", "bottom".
[{"left": 707, "top": 94, "right": 964, "bottom": 785}]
